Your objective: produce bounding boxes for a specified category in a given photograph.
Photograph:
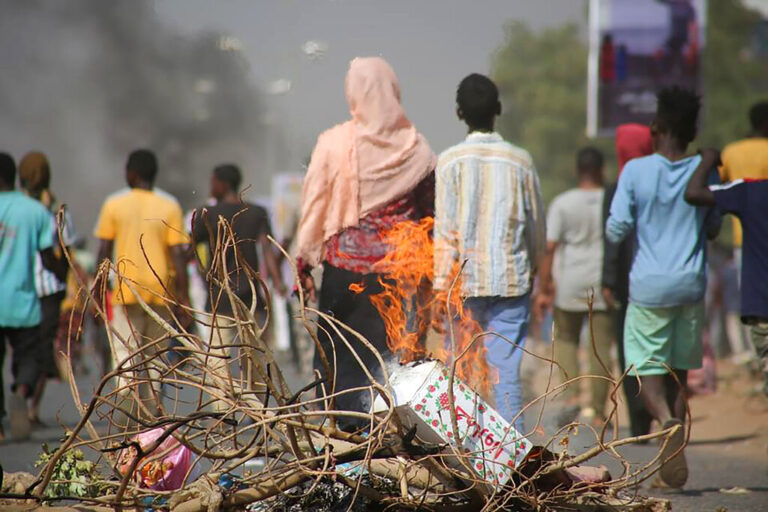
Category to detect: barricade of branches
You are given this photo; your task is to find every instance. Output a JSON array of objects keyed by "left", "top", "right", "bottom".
[{"left": 7, "top": 214, "right": 678, "bottom": 511}]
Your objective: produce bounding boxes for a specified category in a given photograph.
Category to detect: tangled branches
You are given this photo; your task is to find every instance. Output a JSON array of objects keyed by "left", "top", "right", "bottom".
[{"left": 12, "top": 216, "right": 679, "bottom": 511}]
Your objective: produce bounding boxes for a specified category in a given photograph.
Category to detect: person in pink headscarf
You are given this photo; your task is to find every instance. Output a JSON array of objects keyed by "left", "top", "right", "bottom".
[{"left": 295, "top": 57, "right": 436, "bottom": 431}]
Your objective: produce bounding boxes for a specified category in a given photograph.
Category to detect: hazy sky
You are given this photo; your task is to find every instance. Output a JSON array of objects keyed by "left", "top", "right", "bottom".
[{"left": 155, "top": 0, "right": 587, "bottom": 170}]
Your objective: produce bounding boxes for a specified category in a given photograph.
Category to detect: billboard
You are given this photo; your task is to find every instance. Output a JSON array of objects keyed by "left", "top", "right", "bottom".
[{"left": 587, "top": 0, "right": 707, "bottom": 136}]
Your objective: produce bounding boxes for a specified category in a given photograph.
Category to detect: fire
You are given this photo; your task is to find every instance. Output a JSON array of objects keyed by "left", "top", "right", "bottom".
[
  {"left": 350, "top": 217, "right": 496, "bottom": 397},
  {"left": 348, "top": 282, "right": 366, "bottom": 295}
]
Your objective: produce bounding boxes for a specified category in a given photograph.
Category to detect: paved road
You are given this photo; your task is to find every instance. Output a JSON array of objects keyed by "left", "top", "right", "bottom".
[{"left": 1, "top": 353, "right": 766, "bottom": 511}]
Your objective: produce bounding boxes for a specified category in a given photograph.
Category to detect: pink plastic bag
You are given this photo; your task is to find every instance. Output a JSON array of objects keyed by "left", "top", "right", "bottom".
[{"left": 117, "top": 427, "right": 194, "bottom": 491}]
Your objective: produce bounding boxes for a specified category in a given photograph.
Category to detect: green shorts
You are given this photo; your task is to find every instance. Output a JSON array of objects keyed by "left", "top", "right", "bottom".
[{"left": 624, "top": 302, "right": 704, "bottom": 376}]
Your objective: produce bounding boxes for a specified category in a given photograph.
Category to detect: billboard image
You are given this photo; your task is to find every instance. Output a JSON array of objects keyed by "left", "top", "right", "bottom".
[{"left": 588, "top": 0, "right": 707, "bottom": 135}]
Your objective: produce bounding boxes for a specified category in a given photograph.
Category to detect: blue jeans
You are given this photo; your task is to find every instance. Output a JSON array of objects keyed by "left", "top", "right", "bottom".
[{"left": 464, "top": 294, "right": 530, "bottom": 433}]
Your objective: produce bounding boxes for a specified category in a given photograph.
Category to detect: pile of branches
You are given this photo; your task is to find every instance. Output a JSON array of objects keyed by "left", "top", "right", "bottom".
[{"left": 6, "top": 217, "right": 679, "bottom": 511}]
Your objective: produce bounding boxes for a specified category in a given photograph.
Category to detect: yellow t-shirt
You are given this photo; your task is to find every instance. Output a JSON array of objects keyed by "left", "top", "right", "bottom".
[
  {"left": 719, "top": 138, "right": 768, "bottom": 246},
  {"left": 94, "top": 188, "right": 188, "bottom": 305}
]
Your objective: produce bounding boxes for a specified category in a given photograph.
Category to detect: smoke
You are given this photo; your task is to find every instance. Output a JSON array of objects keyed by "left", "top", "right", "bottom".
[{"left": 0, "top": 0, "right": 272, "bottom": 234}]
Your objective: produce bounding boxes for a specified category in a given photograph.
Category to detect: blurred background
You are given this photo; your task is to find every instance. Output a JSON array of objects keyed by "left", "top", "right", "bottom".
[{"left": 0, "top": 0, "right": 766, "bottom": 235}]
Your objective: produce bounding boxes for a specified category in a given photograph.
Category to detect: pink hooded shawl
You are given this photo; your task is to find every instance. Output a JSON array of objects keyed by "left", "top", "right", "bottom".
[
  {"left": 296, "top": 57, "right": 436, "bottom": 266},
  {"left": 615, "top": 123, "right": 653, "bottom": 174}
]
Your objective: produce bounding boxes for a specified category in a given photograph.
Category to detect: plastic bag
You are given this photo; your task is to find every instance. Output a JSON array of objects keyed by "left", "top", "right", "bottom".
[{"left": 116, "top": 427, "right": 194, "bottom": 491}]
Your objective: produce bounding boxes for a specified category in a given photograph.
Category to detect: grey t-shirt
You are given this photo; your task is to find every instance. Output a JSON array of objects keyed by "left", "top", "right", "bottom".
[{"left": 547, "top": 188, "right": 606, "bottom": 311}]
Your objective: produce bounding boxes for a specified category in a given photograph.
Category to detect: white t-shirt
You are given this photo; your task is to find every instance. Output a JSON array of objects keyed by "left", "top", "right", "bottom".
[{"left": 547, "top": 188, "right": 606, "bottom": 312}]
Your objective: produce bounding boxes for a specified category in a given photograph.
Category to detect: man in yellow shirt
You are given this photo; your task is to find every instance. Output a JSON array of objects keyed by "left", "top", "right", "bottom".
[
  {"left": 94, "top": 149, "right": 189, "bottom": 421},
  {"left": 719, "top": 102, "right": 768, "bottom": 249}
]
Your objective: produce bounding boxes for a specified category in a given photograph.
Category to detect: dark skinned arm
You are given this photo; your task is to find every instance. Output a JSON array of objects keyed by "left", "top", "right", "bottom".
[
  {"left": 40, "top": 247, "right": 68, "bottom": 283},
  {"left": 260, "top": 234, "right": 287, "bottom": 297},
  {"left": 92, "top": 238, "right": 114, "bottom": 302},
  {"left": 532, "top": 240, "right": 557, "bottom": 321},
  {"left": 684, "top": 149, "right": 720, "bottom": 207},
  {"left": 170, "top": 245, "right": 190, "bottom": 307},
  {"left": 96, "top": 238, "right": 114, "bottom": 267}
]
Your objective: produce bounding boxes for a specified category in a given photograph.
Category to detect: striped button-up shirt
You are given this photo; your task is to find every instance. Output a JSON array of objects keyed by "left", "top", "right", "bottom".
[{"left": 434, "top": 132, "right": 546, "bottom": 298}]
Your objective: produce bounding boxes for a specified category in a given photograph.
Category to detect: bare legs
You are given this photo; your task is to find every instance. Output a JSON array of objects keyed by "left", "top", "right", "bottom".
[
  {"left": 639, "top": 369, "right": 689, "bottom": 488},
  {"left": 638, "top": 369, "right": 687, "bottom": 425},
  {"left": 29, "top": 377, "right": 47, "bottom": 424}
]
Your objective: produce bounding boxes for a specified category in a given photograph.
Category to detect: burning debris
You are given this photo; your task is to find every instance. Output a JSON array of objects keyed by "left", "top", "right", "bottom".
[
  {"left": 362, "top": 217, "right": 496, "bottom": 396},
  {"left": 6, "top": 218, "right": 679, "bottom": 511}
]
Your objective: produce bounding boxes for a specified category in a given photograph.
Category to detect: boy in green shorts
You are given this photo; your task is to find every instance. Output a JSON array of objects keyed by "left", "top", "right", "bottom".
[{"left": 606, "top": 87, "right": 720, "bottom": 488}]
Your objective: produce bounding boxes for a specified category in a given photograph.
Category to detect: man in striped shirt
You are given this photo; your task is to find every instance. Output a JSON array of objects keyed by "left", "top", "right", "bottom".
[{"left": 433, "top": 74, "right": 546, "bottom": 431}]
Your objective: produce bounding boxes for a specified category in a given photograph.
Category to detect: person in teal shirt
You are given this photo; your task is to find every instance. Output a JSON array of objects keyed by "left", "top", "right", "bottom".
[
  {"left": 0, "top": 152, "right": 66, "bottom": 441},
  {"left": 606, "top": 87, "right": 719, "bottom": 489}
]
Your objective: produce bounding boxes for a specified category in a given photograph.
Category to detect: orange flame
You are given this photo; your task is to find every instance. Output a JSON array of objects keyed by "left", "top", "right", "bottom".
[
  {"left": 349, "top": 217, "right": 496, "bottom": 397},
  {"left": 348, "top": 282, "right": 366, "bottom": 295}
]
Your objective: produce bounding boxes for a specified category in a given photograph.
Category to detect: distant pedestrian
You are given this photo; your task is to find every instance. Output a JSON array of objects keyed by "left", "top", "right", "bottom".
[
  {"left": 534, "top": 147, "right": 612, "bottom": 428},
  {"left": 18, "top": 151, "right": 76, "bottom": 426},
  {"left": 56, "top": 238, "right": 95, "bottom": 377},
  {"left": 191, "top": 164, "right": 286, "bottom": 394},
  {"left": 685, "top": 148, "right": 768, "bottom": 396},
  {"left": 602, "top": 123, "right": 655, "bottom": 438},
  {"left": 433, "top": 73, "right": 546, "bottom": 432},
  {"left": 718, "top": 102, "right": 768, "bottom": 265},
  {"left": 295, "top": 57, "right": 435, "bottom": 432},
  {"left": 94, "top": 149, "right": 189, "bottom": 426},
  {"left": 606, "top": 87, "right": 720, "bottom": 489},
  {"left": 0, "top": 152, "right": 67, "bottom": 441}
]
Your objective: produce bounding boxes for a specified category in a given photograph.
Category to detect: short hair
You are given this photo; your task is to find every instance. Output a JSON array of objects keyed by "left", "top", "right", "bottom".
[
  {"left": 213, "top": 164, "right": 242, "bottom": 192},
  {"left": 655, "top": 86, "right": 701, "bottom": 145},
  {"left": 0, "top": 152, "right": 16, "bottom": 186},
  {"left": 126, "top": 149, "right": 158, "bottom": 183},
  {"left": 456, "top": 73, "right": 499, "bottom": 126},
  {"left": 576, "top": 146, "right": 604, "bottom": 174},
  {"left": 749, "top": 101, "right": 768, "bottom": 131}
]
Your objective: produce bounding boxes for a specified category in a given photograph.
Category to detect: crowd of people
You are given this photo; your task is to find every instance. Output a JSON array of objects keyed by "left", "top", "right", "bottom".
[{"left": 0, "top": 56, "right": 766, "bottom": 490}]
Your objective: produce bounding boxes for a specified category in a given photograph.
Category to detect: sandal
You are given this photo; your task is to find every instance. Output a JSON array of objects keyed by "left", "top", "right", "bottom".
[{"left": 659, "top": 419, "right": 687, "bottom": 488}]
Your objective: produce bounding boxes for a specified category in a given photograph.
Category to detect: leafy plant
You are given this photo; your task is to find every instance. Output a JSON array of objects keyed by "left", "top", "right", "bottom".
[{"left": 35, "top": 441, "right": 112, "bottom": 499}]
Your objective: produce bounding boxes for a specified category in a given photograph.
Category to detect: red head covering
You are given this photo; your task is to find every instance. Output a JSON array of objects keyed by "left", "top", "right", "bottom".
[{"left": 615, "top": 123, "right": 653, "bottom": 174}]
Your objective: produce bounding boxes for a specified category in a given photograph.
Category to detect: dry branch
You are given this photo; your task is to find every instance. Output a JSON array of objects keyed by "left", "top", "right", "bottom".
[{"left": 18, "top": 215, "right": 684, "bottom": 511}]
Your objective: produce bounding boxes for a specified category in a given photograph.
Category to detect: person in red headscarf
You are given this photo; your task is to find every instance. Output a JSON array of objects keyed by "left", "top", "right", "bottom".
[{"left": 601, "top": 123, "right": 654, "bottom": 438}]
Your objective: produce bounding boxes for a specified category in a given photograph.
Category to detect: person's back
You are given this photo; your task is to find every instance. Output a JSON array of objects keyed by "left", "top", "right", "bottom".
[
  {"left": 548, "top": 187, "right": 605, "bottom": 309},
  {"left": 719, "top": 102, "right": 768, "bottom": 247},
  {"left": 720, "top": 139, "right": 768, "bottom": 246},
  {"left": 433, "top": 73, "right": 545, "bottom": 433},
  {"left": 535, "top": 147, "right": 612, "bottom": 427},
  {"left": 0, "top": 152, "right": 65, "bottom": 441},
  {"left": 193, "top": 200, "right": 270, "bottom": 312},
  {"left": 721, "top": 138, "right": 768, "bottom": 179},
  {"left": 610, "top": 153, "right": 710, "bottom": 306},
  {"left": 0, "top": 191, "right": 52, "bottom": 327},
  {"left": 706, "top": 179, "right": 768, "bottom": 320},
  {"left": 96, "top": 187, "right": 184, "bottom": 304},
  {"left": 686, "top": 150, "right": 768, "bottom": 395},
  {"left": 435, "top": 135, "right": 544, "bottom": 296},
  {"left": 606, "top": 87, "right": 713, "bottom": 489},
  {"left": 94, "top": 149, "right": 188, "bottom": 431}
]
